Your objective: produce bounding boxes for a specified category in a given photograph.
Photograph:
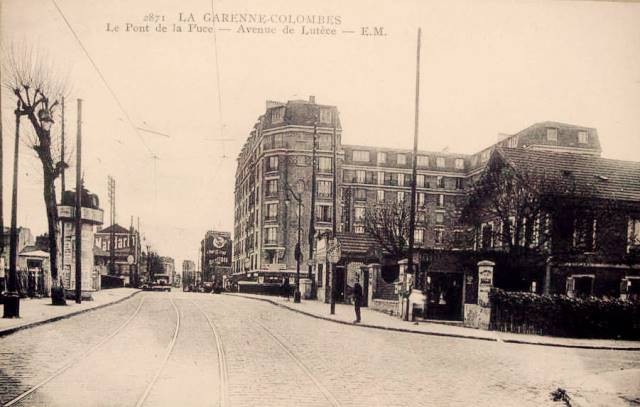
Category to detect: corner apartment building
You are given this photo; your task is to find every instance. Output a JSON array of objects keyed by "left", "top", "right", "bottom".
[{"left": 232, "top": 97, "right": 605, "bottom": 282}]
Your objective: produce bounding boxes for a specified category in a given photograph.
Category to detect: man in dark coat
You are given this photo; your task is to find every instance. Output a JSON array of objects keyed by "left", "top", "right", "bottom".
[
  {"left": 282, "top": 276, "right": 291, "bottom": 301},
  {"left": 353, "top": 277, "right": 363, "bottom": 323}
]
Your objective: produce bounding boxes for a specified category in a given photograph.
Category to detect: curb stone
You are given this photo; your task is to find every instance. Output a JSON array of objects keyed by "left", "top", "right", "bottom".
[
  {"left": 225, "top": 293, "right": 640, "bottom": 351},
  {"left": 0, "top": 290, "right": 142, "bottom": 337}
]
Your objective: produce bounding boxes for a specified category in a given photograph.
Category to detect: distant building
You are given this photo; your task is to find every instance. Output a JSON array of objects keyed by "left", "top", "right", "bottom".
[
  {"left": 1, "top": 226, "right": 34, "bottom": 271},
  {"left": 94, "top": 223, "right": 141, "bottom": 286},
  {"left": 182, "top": 259, "right": 196, "bottom": 288},
  {"left": 159, "top": 256, "right": 175, "bottom": 285}
]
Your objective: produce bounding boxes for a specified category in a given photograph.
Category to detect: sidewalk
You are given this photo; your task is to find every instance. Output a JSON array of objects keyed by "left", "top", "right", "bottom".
[
  {"left": 228, "top": 293, "right": 640, "bottom": 351},
  {"left": 0, "top": 288, "right": 140, "bottom": 336}
]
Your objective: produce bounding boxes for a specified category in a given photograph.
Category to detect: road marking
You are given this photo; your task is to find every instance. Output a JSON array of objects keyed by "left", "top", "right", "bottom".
[
  {"left": 4, "top": 297, "right": 146, "bottom": 407},
  {"left": 192, "top": 300, "right": 230, "bottom": 407},
  {"left": 135, "top": 296, "right": 181, "bottom": 407}
]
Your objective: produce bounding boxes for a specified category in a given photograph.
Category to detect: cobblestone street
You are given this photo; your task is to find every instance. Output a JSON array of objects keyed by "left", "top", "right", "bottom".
[{"left": 1, "top": 292, "right": 638, "bottom": 407}]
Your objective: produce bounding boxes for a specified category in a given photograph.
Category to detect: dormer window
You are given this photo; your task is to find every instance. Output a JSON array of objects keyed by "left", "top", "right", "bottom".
[
  {"left": 417, "top": 155, "right": 429, "bottom": 167},
  {"left": 397, "top": 154, "right": 407, "bottom": 165},
  {"left": 578, "top": 131, "right": 588, "bottom": 144},
  {"left": 436, "top": 157, "right": 445, "bottom": 168},
  {"left": 271, "top": 107, "right": 285, "bottom": 123},
  {"left": 319, "top": 108, "right": 332, "bottom": 124},
  {"left": 353, "top": 150, "right": 370, "bottom": 162},
  {"left": 507, "top": 136, "right": 518, "bottom": 148},
  {"left": 377, "top": 152, "right": 387, "bottom": 164},
  {"left": 546, "top": 128, "right": 558, "bottom": 142},
  {"left": 455, "top": 158, "right": 465, "bottom": 170}
]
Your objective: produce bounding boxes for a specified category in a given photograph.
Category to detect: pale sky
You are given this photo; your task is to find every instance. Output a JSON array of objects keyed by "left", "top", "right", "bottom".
[{"left": 2, "top": 0, "right": 640, "bottom": 272}]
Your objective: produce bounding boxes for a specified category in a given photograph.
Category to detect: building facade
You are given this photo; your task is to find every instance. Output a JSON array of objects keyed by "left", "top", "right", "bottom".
[
  {"left": 233, "top": 97, "right": 638, "bottom": 308},
  {"left": 182, "top": 259, "right": 196, "bottom": 288},
  {"left": 94, "top": 223, "right": 141, "bottom": 286}
]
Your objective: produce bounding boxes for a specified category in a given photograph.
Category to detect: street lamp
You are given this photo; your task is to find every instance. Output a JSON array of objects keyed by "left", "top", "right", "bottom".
[
  {"left": 286, "top": 182, "right": 304, "bottom": 303},
  {"left": 4, "top": 100, "right": 23, "bottom": 318}
]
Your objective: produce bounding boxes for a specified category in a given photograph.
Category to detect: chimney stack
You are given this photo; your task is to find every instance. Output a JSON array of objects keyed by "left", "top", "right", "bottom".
[{"left": 309, "top": 95, "right": 316, "bottom": 104}]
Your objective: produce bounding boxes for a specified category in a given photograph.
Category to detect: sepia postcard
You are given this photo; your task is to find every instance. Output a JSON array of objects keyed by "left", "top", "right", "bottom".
[{"left": 1, "top": 0, "right": 639, "bottom": 406}]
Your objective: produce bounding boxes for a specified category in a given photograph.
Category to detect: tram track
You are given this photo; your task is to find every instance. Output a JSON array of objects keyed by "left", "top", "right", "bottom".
[
  {"left": 215, "top": 296, "right": 343, "bottom": 407},
  {"left": 3, "top": 297, "right": 146, "bottom": 407},
  {"left": 192, "top": 299, "right": 230, "bottom": 407},
  {"left": 135, "top": 296, "right": 181, "bottom": 407}
]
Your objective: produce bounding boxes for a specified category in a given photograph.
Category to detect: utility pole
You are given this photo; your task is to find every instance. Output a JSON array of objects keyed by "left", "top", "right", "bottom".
[
  {"left": 308, "top": 118, "right": 318, "bottom": 299},
  {"left": 107, "top": 176, "right": 116, "bottom": 275},
  {"left": 0, "top": 51, "right": 4, "bottom": 293},
  {"left": 3, "top": 100, "right": 22, "bottom": 318},
  {"left": 405, "top": 28, "right": 422, "bottom": 321},
  {"left": 330, "top": 122, "right": 338, "bottom": 315},
  {"left": 60, "top": 97, "right": 66, "bottom": 275},
  {"left": 75, "top": 99, "right": 83, "bottom": 304}
]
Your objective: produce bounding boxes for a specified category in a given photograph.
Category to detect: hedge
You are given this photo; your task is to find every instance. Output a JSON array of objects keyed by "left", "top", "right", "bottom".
[{"left": 489, "top": 288, "right": 640, "bottom": 339}]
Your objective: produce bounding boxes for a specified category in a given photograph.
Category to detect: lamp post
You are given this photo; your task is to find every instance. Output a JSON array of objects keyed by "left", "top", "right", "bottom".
[
  {"left": 286, "top": 182, "right": 303, "bottom": 303},
  {"left": 3, "top": 100, "right": 23, "bottom": 318}
]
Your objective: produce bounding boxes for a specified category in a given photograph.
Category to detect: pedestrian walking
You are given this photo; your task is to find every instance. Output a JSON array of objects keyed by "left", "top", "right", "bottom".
[
  {"left": 353, "top": 277, "right": 363, "bottom": 323},
  {"left": 282, "top": 276, "right": 291, "bottom": 301}
]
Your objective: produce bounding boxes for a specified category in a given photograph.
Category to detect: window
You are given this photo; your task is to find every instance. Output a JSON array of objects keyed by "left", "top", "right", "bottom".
[
  {"left": 416, "top": 174, "right": 425, "bottom": 188},
  {"left": 417, "top": 192, "right": 425, "bottom": 206},
  {"left": 455, "top": 178, "right": 464, "bottom": 190},
  {"left": 377, "top": 152, "right": 387, "bottom": 164},
  {"left": 355, "top": 207, "right": 365, "bottom": 222},
  {"left": 319, "top": 108, "right": 332, "bottom": 124},
  {"left": 435, "top": 212, "right": 444, "bottom": 224},
  {"left": 437, "top": 194, "right": 444, "bottom": 207},
  {"left": 354, "top": 225, "right": 365, "bottom": 234},
  {"left": 397, "top": 154, "right": 406, "bottom": 165},
  {"left": 566, "top": 275, "right": 594, "bottom": 299},
  {"left": 436, "top": 157, "right": 445, "bottom": 168},
  {"left": 397, "top": 173, "right": 405, "bottom": 187},
  {"left": 481, "top": 150, "right": 490, "bottom": 162},
  {"left": 377, "top": 171, "right": 384, "bottom": 186},
  {"left": 629, "top": 218, "right": 640, "bottom": 252},
  {"left": 317, "top": 263, "right": 324, "bottom": 288},
  {"left": 265, "top": 227, "right": 277, "bottom": 244},
  {"left": 266, "top": 180, "right": 278, "bottom": 196},
  {"left": 435, "top": 229, "right": 444, "bottom": 244},
  {"left": 355, "top": 188, "right": 367, "bottom": 201},
  {"left": 318, "top": 157, "right": 332, "bottom": 172},
  {"left": 578, "top": 131, "right": 588, "bottom": 144},
  {"left": 266, "top": 156, "right": 278, "bottom": 171},
  {"left": 317, "top": 180, "right": 332, "bottom": 198},
  {"left": 397, "top": 191, "right": 405, "bottom": 203},
  {"left": 376, "top": 190, "right": 385, "bottom": 202},
  {"left": 481, "top": 223, "right": 493, "bottom": 249},
  {"left": 414, "top": 229, "right": 424, "bottom": 244},
  {"left": 547, "top": 128, "right": 558, "bottom": 142},
  {"left": 266, "top": 203, "right": 278, "bottom": 220},
  {"left": 316, "top": 204, "right": 332, "bottom": 222},
  {"left": 455, "top": 158, "right": 465, "bottom": 169},
  {"left": 353, "top": 150, "right": 370, "bottom": 162},
  {"left": 574, "top": 216, "right": 596, "bottom": 251},
  {"left": 356, "top": 170, "right": 366, "bottom": 183},
  {"left": 507, "top": 137, "right": 518, "bottom": 148},
  {"left": 437, "top": 176, "right": 445, "bottom": 188},
  {"left": 417, "top": 155, "right": 429, "bottom": 167},
  {"left": 271, "top": 107, "right": 285, "bottom": 123}
]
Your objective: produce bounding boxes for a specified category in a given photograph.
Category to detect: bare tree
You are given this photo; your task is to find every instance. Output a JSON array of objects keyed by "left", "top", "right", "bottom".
[
  {"left": 363, "top": 200, "right": 411, "bottom": 261},
  {"left": 2, "top": 46, "right": 70, "bottom": 299}
]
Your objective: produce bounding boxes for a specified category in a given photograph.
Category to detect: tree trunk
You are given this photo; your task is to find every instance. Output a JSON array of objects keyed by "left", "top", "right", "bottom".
[{"left": 42, "top": 168, "right": 60, "bottom": 287}]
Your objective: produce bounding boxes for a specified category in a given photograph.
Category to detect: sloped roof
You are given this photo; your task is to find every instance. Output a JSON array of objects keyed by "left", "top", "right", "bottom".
[
  {"left": 335, "top": 232, "right": 378, "bottom": 255},
  {"left": 496, "top": 147, "right": 640, "bottom": 202},
  {"left": 97, "top": 224, "right": 130, "bottom": 234},
  {"left": 19, "top": 246, "right": 49, "bottom": 258}
]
